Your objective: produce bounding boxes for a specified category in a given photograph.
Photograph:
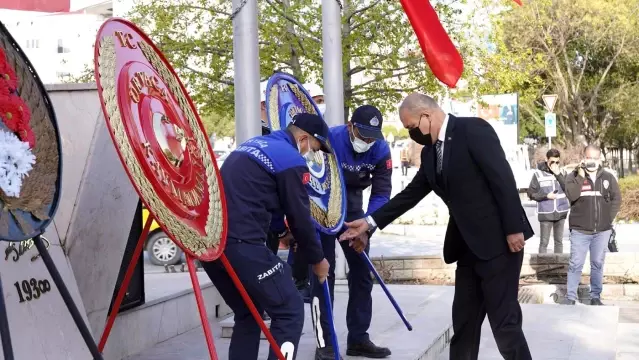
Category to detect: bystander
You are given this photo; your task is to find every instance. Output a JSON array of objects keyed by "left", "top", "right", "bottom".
[
  {"left": 527, "top": 149, "right": 569, "bottom": 253},
  {"left": 561, "top": 145, "right": 621, "bottom": 305}
]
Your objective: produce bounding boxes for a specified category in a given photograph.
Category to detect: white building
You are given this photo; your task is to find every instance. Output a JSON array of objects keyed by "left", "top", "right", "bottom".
[{"left": 0, "top": 0, "right": 118, "bottom": 84}]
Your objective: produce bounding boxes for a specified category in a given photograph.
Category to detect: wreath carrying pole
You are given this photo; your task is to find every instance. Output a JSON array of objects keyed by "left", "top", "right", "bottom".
[
  {"left": 34, "top": 236, "right": 104, "bottom": 359},
  {"left": 0, "top": 274, "right": 14, "bottom": 360}
]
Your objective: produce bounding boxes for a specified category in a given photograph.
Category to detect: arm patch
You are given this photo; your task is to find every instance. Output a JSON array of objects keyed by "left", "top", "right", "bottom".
[{"left": 302, "top": 172, "right": 311, "bottom": 184}]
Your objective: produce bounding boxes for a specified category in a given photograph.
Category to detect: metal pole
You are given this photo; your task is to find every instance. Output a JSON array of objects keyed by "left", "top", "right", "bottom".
[
  {"left": 0, "top": 274, "right": 14, "bottom": 360},
  {"left": 232, "top": 0, "right": 261, "bottom": 144},
  {"left": 548, "top": 137, "right": 552, "bottom": 148},
  {"left": 321, "top": 0, "right": 345, "bottom": 127},
  {"left": 33, "top": 236, "right": 104, "bottom": 359}
]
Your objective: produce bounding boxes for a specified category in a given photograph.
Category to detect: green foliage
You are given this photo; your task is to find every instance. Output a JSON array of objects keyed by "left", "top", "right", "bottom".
[
  {"left": 200, "top": 112, "right": 235, "bottom": 137},
  {"left": 126, "top": 0, "right": 472, "bottom": 129},
  {"left": 618, "top": 175, "right": 639, "bottom": 221},
  {"left": 397, "top": 128, "right": 409, "bottom": 139},
  {"left": 382, "top": 125, "right": 399, "bottom": 138},
  {"left": 618, "top": 175, "right": 639, "bottom": 193},
  {"left": 479, "top": 0, "right": 639, "bottom": 146}
]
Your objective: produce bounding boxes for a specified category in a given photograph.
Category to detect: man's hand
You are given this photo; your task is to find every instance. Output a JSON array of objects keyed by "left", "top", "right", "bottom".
[
  {"left": 550, "top": 163, "right": 560, "bottom": 175},
  {"left": 577, "top": 163, "right": 585, "bottom": 178},
  {"left": 279, "top": 232, "right": 294, "bottom": 248},
  {"left": 546, "top": 192, "right": 557, "bottom": 200},
  {"left": 313, "top": 258, "right": 330, "bottom": 284},
  {"left": 349, "top": 233, "right": 369, "bottom": 254},
  {"left": 339, "top": 219, "right": 370, "bottom": 241},
  {"left": 506, "top": 233, "right": 525, "bottom": 253}
]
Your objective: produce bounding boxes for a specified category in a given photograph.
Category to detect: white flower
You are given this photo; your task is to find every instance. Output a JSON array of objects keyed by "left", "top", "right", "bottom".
[{"left": 0, "top": 129, "right": 36, "bottom": 198}]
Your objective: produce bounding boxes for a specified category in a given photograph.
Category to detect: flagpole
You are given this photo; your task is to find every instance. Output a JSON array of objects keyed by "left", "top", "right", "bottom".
[
  {"left": 322, "top": 0, "right": 345, "bottom": 126},
  {"left": 232, "top": 0, "right": 261, "bottom": 144}
]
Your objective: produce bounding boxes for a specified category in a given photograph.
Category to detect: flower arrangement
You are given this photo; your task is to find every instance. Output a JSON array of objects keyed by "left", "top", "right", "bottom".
[{"left": 0, "top": 47, "right": 36, "bottom": 198}]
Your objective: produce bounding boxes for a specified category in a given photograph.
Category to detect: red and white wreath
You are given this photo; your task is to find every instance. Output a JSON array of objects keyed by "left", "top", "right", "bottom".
[{"left": 0, "top": 47, "right": 36, "bottom": 198}]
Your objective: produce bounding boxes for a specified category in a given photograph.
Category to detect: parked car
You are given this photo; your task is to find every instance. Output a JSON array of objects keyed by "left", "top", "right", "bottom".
[{"left": 142, "top": 207, "right": 183, "bottom": 266}]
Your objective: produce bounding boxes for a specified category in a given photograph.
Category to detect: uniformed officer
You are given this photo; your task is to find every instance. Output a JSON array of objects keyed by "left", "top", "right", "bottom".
[
  {"left": 201, "top": 113, "right": 331, "bottom": 360},
  {"left": 259, "top": 80, "right": 292, "bottom": 255},
  {"left": 311, "top": 105, "right": 393, "bottom": 359}
]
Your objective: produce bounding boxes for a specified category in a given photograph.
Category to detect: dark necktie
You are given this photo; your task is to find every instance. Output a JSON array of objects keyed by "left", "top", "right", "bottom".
[{"left": 435, "top": 140, "right": 443, "bottom": 174}]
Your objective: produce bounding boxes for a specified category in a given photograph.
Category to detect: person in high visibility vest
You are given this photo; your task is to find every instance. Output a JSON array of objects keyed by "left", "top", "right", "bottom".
[
  {"left": 527, "top": 149, "right": 569, "bottom": 253},
  {"left": 400, "top": 146, "right": 410, "bottom": 176}
]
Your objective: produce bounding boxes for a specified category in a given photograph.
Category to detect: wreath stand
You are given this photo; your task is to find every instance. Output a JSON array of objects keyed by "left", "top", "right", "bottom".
[{"left": 97, "top": 214, "right": 288, "bottom": 360}]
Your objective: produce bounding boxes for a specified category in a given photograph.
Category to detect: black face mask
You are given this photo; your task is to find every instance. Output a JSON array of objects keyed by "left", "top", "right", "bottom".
[{"left": 409, "top": 115, "right": 432, "bottom": 145}]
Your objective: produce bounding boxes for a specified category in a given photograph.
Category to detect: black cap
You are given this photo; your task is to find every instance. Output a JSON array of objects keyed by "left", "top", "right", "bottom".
[
  {"left": 290, "top": 113, "right": 333, "bottom": 154},
  {"left": 351, "top": 105, "right": 384, "bottom": 140}
]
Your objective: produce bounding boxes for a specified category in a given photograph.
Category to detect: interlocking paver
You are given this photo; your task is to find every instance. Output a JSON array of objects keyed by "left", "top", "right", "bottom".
[{"left": 126, "top": 285, "right": 454, "bottom": 360}]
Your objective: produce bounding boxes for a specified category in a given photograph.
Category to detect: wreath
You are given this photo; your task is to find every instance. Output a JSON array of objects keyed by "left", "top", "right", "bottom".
[{"left": 0, "top": 47, "right": 36, "bottom": 198}]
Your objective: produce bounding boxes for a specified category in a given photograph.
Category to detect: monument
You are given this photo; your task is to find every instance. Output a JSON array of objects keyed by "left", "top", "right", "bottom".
[{"left": 0, "top": 21, "right": 101, "bottom": 359}]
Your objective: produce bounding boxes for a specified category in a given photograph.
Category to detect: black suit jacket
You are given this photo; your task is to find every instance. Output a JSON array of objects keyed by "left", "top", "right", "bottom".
[{"left": 372, "top": 115, "right": 533, "bottom": 263}]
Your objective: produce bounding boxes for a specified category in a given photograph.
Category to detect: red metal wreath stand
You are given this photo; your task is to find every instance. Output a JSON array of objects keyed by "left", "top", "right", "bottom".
[{"left": 97, "top": 214, "right": 287, "bottom": 360}]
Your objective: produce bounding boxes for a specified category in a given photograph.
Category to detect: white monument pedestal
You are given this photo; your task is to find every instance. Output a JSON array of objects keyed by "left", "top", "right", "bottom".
[{"left": 0, "top": 228, "right": 91, "bottom": 358}]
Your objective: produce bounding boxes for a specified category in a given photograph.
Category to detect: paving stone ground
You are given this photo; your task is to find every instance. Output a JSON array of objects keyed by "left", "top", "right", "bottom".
[
  {"left": 125, "top": 285, "right": 454, "bottom": 360},
  {"left": 438, "top": 304, "right": 624, "bottom": 360}
]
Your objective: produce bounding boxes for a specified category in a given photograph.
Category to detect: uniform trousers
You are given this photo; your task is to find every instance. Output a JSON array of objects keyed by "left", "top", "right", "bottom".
[
  {"left": 309, "top": 224, "right": 373, "bottom": 347},
  {"left": 202, "top": 238, "right": 304, "bottom": 360}
]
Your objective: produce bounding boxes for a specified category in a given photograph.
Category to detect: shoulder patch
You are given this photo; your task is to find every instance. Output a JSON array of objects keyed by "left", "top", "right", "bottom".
[
  {"left": 302, "top": 172, "right": 311, "bottom": 185},
  {"left": 386, "top": 159, "right": 392, "bottom": 169}
]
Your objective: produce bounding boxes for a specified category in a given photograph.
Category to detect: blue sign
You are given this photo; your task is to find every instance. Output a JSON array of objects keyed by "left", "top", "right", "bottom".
[{"left": 545, "top": 112, "right": 557, "bottom": 137}]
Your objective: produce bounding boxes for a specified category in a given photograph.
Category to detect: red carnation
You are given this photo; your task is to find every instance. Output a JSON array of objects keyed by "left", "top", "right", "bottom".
[
  {"left": 0, "top": 48, "right": 6, "bottom": 65},
  {"left": 0, "top": 80, "right": 9, "bottom": 97},
  {"left": 0, "top": 62, "right": 18, "bottom": 91},
  {"left": 0, "top": 95, "right": 25, "bottom": 132},
  {"left": 18, "top": 98, "right": 30, "bottom": 125},
  {"left": 16, "top": 122, "right": 36, "bottom": 148}
]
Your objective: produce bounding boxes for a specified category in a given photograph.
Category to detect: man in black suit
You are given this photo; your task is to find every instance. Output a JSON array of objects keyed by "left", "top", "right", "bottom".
[{"left": 340, "top": 93, "right": 533, "bottom": 360}]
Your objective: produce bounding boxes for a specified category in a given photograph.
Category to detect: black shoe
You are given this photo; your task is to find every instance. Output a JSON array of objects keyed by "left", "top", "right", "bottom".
[
  {"left": 590, "top": 298, "right": 604, "bottom": 306},
  {"left": 315, "top": 346, "right": 343, "bottom": 360},
  {"left": 560, "top": 299, "right": 576, "bottom": 305},
  {"left": 346, "top": 340, "right": 391, "bottom": 358}
]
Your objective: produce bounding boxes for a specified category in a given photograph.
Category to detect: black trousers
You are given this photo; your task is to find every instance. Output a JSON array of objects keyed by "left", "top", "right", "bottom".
[
  {"left": 202, "top": 239, "right": 303, "bottom": 360},
  {"left": 401, "top": 161, "right": 409, "bottom": 176},
  {"left": 267, "top": 230, "right": 309, "bottom": 284},
  {"left": 266, "top": 231, "right": 280, "bottom": 255},
  {"left": 450, "top": 246, "right": 531, "bottom": 360}
]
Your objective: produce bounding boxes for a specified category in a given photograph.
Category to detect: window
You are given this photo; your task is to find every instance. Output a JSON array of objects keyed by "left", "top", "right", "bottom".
[
  {"left": 56, "top": 71, "right": 71, "bottom": 79},
  {"left": 57, "top": 39, "right": 70, "bottom": 54},
  {"left": 25, "top": 39, "right": 39, "bottom": 49}
]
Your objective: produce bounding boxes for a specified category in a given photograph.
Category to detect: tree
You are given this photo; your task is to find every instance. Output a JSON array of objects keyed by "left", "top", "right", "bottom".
[
  {"left": 200, "top": 112, "right": 235, "bottom": 137},
  {"left": 126, "top": 0, "right": 473, "bottom": 125},
  {"left": 479, "top": 0, "right": 639, "bottom": 145}
]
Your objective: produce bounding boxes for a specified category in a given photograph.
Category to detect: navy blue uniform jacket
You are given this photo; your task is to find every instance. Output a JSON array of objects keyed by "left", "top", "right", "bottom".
[
  {"left": 220, "top": 130, "right": 324, "bottom": 264},
  {"left": 331, "top": 125, "right": 392, "bottom": 219}
]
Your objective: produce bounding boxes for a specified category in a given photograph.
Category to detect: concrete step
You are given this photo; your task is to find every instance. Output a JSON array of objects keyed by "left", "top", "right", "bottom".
[{"left": 103, "top": 272, "right": 228, "bottom": 360}]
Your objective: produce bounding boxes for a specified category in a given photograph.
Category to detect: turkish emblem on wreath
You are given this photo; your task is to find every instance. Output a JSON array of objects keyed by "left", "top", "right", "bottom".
[{"left": 94, "top": 19, "right": 227, "bottom": 261}]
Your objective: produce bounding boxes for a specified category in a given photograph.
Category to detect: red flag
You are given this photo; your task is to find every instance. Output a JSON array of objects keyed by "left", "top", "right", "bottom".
[
  {"left": 0, "top": 0, "right": 70, "bottom": 13},
  {"left": 512, "top": 0, "right": 522, "bottom": 5},
  {"left": 400, "top": 0, "right": 463, "bottom": 88}
]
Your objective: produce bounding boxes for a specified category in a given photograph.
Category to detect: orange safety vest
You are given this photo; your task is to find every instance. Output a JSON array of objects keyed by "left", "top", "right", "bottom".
[{"left": 400, "top": 149, "right": 409, "bottom": 162}]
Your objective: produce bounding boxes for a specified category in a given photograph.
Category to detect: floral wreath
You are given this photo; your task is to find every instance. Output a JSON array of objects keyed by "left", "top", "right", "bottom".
[{"left": 0, "top": 46, "right": 36, "bottom": 198}]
